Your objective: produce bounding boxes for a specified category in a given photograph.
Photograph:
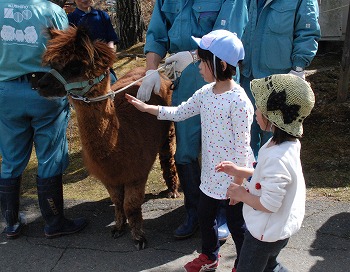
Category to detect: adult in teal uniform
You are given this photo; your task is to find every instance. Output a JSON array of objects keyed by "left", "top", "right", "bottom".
[
  {"left": 241, "top": 0, "right": 321, "bottom": 159},
  {"left": 137, "top": 0, "right": 248, "bottom": 244},
  {"left": 0, "top": 0, "right": 87, "bottom": 239}
]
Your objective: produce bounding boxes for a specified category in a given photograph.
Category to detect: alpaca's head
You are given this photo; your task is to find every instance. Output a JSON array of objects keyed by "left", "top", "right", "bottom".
[{"left": 37, "top": 26, "right": 117, "bottom": 98}]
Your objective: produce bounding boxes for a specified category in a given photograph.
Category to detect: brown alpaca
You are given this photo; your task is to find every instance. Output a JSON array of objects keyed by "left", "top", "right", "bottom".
[{"left": 37, "top": 26, "right": 179, "bottom": 250}]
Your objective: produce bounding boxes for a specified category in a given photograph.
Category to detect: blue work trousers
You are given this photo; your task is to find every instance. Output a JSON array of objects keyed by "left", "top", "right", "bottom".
[{"left": 0, "top": 78, "right": 69, "bottom": 179}]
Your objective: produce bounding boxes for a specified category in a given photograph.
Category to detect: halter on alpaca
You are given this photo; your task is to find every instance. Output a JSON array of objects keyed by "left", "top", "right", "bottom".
[
  {"left": 48, "top": 68, "right": 107, "bottom": 98},
  {"left": 48, "top": 66, "right": 166, "bottom": 103}
]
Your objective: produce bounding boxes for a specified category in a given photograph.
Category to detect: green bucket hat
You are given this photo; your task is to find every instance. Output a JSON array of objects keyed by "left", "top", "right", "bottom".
[{"left": 251, "top": 74, "right": 315, "bottom": 137}]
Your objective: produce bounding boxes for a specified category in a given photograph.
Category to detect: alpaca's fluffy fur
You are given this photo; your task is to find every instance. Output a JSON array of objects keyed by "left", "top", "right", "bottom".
[{"left": 37, "top": 26, "right": 178, "bottom": 249}]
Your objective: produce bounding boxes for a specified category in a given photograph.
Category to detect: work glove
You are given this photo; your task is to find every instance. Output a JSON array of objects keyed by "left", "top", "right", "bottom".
[
  {"left": 136, "top": 69, "right": 161, "bottom": 102},
  {"left": 165, "top": 51, "right": 194, "bottom": 73},
  {"left": 288, "top": 69, "right": 305, "bottom": 80},
  {"left": 164, "top": 51, "right": 194, "bottom": 80}
]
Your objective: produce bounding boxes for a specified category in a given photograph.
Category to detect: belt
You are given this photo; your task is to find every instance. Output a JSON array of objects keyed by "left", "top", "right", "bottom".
[{"left": 12, "top": 72, "right": 46, "bottom": 90}]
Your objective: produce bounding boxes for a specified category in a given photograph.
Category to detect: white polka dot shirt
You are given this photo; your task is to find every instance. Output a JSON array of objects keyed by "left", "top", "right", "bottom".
[{"left": 158, "top": 82, "right": 255, "bottom": 199}]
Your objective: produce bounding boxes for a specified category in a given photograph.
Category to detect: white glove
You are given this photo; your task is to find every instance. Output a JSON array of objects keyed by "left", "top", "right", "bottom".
[
  {"left": 165, "top": 51, "right": 194, "bottom": 74},
  {"left": 288, "top": 69, "right": 305, "bottom": 80},
  {"left": 136, "top": 70, "right": 161, "bottom": 102}
]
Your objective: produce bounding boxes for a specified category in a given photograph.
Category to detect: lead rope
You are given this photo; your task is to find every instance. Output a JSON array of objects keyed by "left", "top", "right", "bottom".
[
  {"left": 163, "top": 61, "right": 177, "bottom": 80},
  {"left": 70, "top": 64, "right": 168, "bottom": 103}
]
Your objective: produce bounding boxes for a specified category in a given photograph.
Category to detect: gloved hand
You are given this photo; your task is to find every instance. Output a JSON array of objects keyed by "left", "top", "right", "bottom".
[
  {"left": 165, "top": 51, "right": 194, "bottom": 74},
  {"left": 288, "top": 69, "right": 305, "bottom": 80},
  {"left": 136, "top": 69, "right": 161, "bottom": 102}
]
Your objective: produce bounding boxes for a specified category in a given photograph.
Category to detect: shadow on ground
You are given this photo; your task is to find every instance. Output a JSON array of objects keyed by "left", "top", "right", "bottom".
[{"left": 0, "top": 197, "right": 202, "bottom": 272}]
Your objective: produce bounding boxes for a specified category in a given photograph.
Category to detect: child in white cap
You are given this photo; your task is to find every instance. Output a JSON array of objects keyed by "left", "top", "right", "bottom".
[
  {"left": 216, "top": 74, "right": 315, "bottom": 272},
  {"left": 126, "top": 29, "right": 254, "bottom": 272}
]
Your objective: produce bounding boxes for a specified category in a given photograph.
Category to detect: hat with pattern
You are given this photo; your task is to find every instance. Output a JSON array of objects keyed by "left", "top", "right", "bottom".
[
  {"left": 251, "top": 74, "right": 315, "bottom": 137},
  {"left": 191, "top": 29, "right": 244, "bottom": 66}
]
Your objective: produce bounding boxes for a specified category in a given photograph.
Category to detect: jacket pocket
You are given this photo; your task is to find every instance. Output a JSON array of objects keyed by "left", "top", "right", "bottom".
[
  {"left": 267, "top": 1, "right": 297, "bottom": 35},
  {"left": 261, "top": 33, "right": 293, "bottom": 70},
  {"left": 192, "top": 0, "right": 222, "bottom": 33},
  {"left": 161, "top": 0, "right": 181, "bottom": 22}
]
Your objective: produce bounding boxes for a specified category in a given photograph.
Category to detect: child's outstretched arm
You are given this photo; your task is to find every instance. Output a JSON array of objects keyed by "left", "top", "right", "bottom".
[
  {"left": 125, "top": 93, "right": 159, "bottom": 116},
  {"left": 215, "top": 161, "right": 253, "bottom": 179}
]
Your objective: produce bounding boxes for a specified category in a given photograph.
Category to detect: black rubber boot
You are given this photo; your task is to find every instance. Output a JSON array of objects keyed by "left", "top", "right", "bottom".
[
  {"left": 174, "top": 160, "right": 201, "bottom": 239},
  {"left": 37, "top": 175, "right": 88, "bottom": 238},
  {"left": 0, "top": 176, "right": 23, "bottom": 239}
]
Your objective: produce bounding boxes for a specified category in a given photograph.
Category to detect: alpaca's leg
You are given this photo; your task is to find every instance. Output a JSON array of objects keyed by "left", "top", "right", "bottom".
[
  {"left": 105, "top": 184, "right": 127, "bottom": 238},
  {"left": 124, "top": 180, "right": 147, "bottom": 250},
  {"left": 158, "top": 122, "right": 179, "bottom": 198}
]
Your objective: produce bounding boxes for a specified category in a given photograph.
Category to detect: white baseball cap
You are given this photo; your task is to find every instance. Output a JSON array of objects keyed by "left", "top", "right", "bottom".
[{"left": 191, "top": 29, "right": 244, "bottom": 66}]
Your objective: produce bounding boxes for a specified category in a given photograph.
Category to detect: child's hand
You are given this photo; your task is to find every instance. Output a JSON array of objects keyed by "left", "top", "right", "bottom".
[
  {"left": 125, "top": 93, "right": 160, "bottom": 116},
  {"left": 226, "top": 182, "right": 247, "bottom": 205},
  {"left": 125, "top": 93, "right": 148, "bottom": 112},
  {"left": 215, "top": 161, "right": 239, "bottom": 176}
]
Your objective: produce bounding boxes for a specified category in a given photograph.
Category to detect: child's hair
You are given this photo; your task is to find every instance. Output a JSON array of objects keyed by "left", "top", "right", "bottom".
[
  {"left": 197, "top": 47, "right": 237, "bottom": 81},
  {"left": 272, "top": 126, "right": 298, "bottom": 145}
]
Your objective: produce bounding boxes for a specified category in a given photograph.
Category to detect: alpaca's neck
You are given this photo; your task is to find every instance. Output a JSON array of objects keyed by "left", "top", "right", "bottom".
[{"left": 73, "top": 96, "right": 119, "bottom": 161}]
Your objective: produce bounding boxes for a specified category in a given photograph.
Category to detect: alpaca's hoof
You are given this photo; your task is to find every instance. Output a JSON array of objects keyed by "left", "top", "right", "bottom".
[
  {"left": 111, "top": 225, "right": 126, "bottom": 239},
  {"left": 134, "top": 237, "right": 147, "bottom": 250},
  {"left": 159, "top": 189, "right": 180, "bottom": 199},
  {"left": 168, "top": 190, "right": 180, "bottom": 199}
]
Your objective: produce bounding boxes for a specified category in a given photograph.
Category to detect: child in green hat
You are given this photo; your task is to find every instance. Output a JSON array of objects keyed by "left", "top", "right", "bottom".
[{"left": 216, "top": 74, "right": 315, "bottom": 272}]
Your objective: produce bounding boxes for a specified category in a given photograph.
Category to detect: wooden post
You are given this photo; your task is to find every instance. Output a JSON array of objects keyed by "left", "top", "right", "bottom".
[{"left": 337, "top": 4, "right": 350, "bottom": 102}]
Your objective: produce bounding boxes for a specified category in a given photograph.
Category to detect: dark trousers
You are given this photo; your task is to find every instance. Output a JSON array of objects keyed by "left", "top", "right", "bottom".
[
  {"left": 226, "top": 201, "right": 246, "bottom": 268},
  {"left": 198, "top": 191, "right": 246, "bottom": 262},
  {"left": 237, "top": 231, "right": 289, "bottom": 272}
]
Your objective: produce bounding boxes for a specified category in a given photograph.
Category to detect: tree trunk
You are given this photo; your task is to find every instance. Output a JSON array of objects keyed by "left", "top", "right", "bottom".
[
  {"left": 337, "top": 4, "right": 350, "bottom": 102},
  {"left": 115, "top": 0, "right": 145, "bottom": 50}
]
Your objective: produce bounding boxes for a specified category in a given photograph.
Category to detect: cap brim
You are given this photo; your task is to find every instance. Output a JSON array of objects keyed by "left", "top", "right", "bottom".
[{"left": 191, "top": 36, "right": 202, "bottom": 48}]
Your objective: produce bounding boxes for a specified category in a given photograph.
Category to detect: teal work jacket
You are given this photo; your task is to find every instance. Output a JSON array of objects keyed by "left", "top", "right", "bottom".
[
  {"left": 241, "top": 0, "right": 321, "bottom": 78},
  {"left": 144, "top": 0, "right": 248, "bottom": 57}
]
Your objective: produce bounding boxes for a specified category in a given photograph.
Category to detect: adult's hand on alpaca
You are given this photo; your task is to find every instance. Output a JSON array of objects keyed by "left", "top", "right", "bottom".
[{"left": 136, "top": 70, "right": 161, "bottom": 102}]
